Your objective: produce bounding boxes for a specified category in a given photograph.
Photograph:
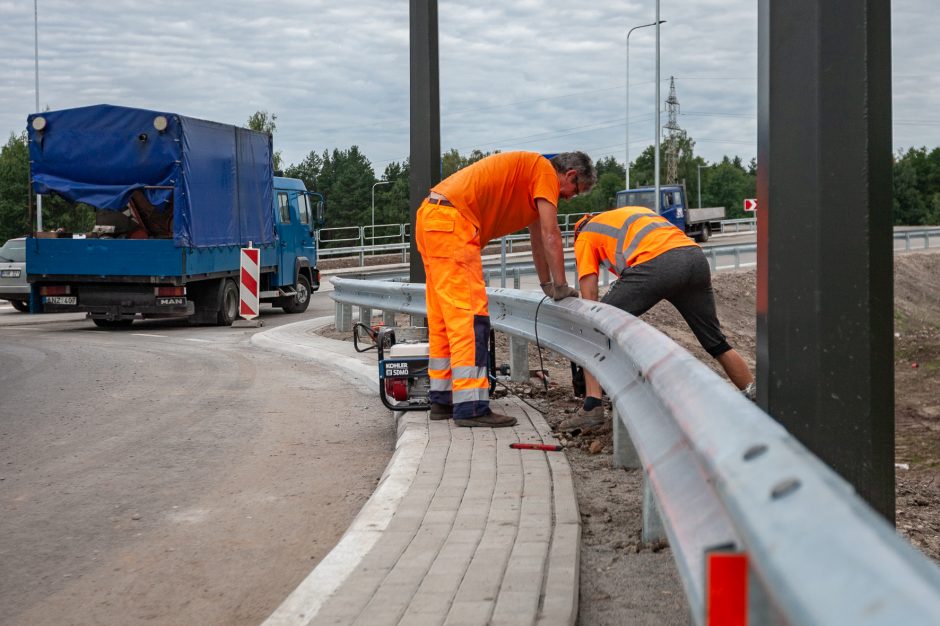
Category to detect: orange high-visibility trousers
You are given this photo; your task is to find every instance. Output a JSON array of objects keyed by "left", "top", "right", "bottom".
[{"left": 415, "top": 201, "right": 491, "bottom": 419}]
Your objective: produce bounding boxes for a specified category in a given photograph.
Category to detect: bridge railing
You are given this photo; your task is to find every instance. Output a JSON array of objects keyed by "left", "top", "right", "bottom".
[
  {"left": 316, "top": 216, "right": 761, "bottom": 266},
  {"left": 330, "top": 276, "right": 940, "bottom": 626}
]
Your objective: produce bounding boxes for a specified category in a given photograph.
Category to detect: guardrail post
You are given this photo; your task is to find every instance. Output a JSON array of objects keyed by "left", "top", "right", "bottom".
[
  {"left": 335, "top": 301, "right": 352, "bottom": 332},
  {"left": 612, "top": 408, "right": 640, "bottom": 469},
  {"left": 383, "top": 309, "right": 397, "bottom": 326},
  {"left": 513, "top": 269, "right": 521, "bottom": 290},
  {"left": 359, "top": 306, "right": 373, "bottom": 326},
  {"left": 642, "top": 477, "right": 667, "bottom": 545},
  {"left": 708, "top": 250, "right": 717, "bottom": 272},
  {"left": 509, "top": 335, "right": 529, "bottom": 382},
  {"left": 734, "top": 247, "right": 741, "bottom": 270}
]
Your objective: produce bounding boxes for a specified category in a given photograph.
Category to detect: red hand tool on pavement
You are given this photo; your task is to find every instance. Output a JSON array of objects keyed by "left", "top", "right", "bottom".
[{"left": 509, "top": 442, "right": 563, "bottom": 452}]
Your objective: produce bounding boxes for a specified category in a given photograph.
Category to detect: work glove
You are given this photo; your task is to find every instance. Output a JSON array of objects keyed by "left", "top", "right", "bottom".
[
  {"left": 552, "top": 283, "right": 579, "bottom": 301},
  {"left": 540, "top": 282, "right": 554, "bottom": 298}
]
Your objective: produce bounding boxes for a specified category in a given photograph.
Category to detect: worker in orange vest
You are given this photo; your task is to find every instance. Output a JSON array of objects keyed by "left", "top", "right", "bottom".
[
  {"left": 416, "top": 151, "right": 595, "bottom": 427},
  {"left": 562, "top": 206, "right": 755, "bottom": 432}
]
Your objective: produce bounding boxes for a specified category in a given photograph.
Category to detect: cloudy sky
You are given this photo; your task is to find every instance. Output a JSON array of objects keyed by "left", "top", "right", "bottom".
[{"left": 1, "top": 1, "right": 937, "bottom": 176}]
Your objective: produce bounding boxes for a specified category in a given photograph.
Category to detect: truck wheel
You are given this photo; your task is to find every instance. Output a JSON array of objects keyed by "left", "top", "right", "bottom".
[
  {"left": 695, "top": 223, "right": 711, "bottom": 243},
  {"left": 281, "top": 274, "right": 311, "bottom": 314},
  {"left": 217, "top": 279, "right": 239, "bottom": 326},
  {"left": 92, "top": 318, "right": 134, "bottom": 329},
  {"left": 10, "top": 300, "right": 29, "bottom": 313}
]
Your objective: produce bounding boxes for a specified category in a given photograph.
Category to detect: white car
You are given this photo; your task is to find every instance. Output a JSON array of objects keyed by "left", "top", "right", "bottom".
[{"left": 0, "top": 237, "right": 29, "bottom": 312}]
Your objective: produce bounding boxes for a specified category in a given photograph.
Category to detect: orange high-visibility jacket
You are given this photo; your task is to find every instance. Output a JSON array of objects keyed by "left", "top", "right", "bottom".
[
  {"left": 574, "top": 206, "right": 698, "bottom": 280},
  {"left": 432, "top": 151, "right": 560, "bottom": 245}
]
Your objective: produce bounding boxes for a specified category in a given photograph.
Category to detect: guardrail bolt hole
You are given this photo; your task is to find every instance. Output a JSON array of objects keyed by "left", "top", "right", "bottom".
[
  {"left": 743, "top": 444, "right": 768, "bottom": 461},
  {"left": 770, "top": 478, "right": 801, "bottom": 500}
]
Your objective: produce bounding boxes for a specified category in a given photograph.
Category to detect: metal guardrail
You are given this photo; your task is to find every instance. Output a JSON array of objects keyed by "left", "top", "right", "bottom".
[
  {"left": 316, "top": 215, "right": 760, "bottom": 266},
  {"left": 330, "top": 277, "right": 940, "bottom": 626},
  {"left": 896, "top": 228, "right": 940, "bottom": 251},
  {"left": 325, "top": 228, "right": 940, "bottom": 286}
]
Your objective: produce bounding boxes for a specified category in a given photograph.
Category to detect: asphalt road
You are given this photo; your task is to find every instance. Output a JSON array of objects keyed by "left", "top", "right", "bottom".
[{"left": 0, "top": 291, "right": 394, "bottom": 625}]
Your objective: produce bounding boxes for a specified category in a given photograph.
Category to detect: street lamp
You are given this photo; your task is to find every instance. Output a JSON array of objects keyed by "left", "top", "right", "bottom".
[
  {"left": 654, "top": 1, "right": 662, "bottom": 216},
  {"left": 625, "top": 19, "right": 666, "bottom": 190},
  {"left": 34, "top": 0, "right": 43, "bottom": 231},
  {"left": 697, "top": 164, "right": 708, "bottom": 208},
  {"left": 371, "top": 180, "right": 393, "bottom": 248}
]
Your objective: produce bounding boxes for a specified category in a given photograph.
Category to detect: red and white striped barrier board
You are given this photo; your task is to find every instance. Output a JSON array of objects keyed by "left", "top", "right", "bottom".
[{"left": 240, "top": 246, "right": 260, "bottom": 320}]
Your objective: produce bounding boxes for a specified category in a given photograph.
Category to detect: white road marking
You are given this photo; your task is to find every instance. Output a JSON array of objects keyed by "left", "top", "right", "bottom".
[
  {"left": 184, "top": 338, "right": 210, "bottom": 343},
  {"left": 132, "top": 333, "right": 168, "bottom": 338}
]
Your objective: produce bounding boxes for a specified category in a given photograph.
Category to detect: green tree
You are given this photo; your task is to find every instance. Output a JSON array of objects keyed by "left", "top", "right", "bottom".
[
  {"left": 283, "top": 150, "right": 323, "bottom": 193},
  {"left": 595, "top": 155, "right": 625, "bottom": 183},
  {"left": 314, "top": 146, "right": 376, "bottom": 229},
  {"left": 245, "top": 110, "right": 283, "bottom": 171},
  {"left": 893, "top": 150, "right": 927, "bottom": 225},
  {"left": 0, "top": 132, "right": 30, "bottom": 242},
  {"left": 375, "top": 160, "right": 410, "bottom": 225},
  {"left": 701, "top": 157, "right": 751, "bottom": 219},
  {"left": 441, "top": 148, "right": 492, "bottom": 178}
]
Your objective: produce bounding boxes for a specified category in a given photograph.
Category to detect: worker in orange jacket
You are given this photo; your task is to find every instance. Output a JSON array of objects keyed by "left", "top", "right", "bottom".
[
  {"left": 416, "top": 151, "right": 596, "bottom": 427},
  {"left": 562, "top": 206, "right": 755, "bottom": 432}
]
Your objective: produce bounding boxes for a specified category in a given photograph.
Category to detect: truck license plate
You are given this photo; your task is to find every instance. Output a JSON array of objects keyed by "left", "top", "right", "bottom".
[
  {"left": 43, "top": 296, "right": 77, "bottom": 305},
  {"left": 156, "top": 297, "right": 186, "bottom": 306},
  {"left": 0, "top": 269, "right": 20, "bottom": 278}
]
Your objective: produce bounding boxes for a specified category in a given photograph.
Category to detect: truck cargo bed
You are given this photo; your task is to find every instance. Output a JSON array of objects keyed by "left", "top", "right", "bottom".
[{"left": 27, "top": 238, "right": 277, "bottom": 282}]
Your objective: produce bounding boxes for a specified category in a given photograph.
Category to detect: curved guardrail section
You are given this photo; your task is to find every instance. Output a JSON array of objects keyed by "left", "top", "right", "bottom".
[{"left": 330, "top": 276, "right": 940, "bottom": 626}]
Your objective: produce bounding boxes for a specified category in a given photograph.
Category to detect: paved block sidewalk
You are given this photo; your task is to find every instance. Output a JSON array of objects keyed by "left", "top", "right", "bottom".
[{"left": 255, "top": 318, "right": 581, "bottom": 626}]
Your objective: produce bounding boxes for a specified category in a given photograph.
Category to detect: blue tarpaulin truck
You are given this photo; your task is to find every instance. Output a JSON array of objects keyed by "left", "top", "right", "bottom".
[
  {"left": 615, "top": 184, "right": 724, "bottom": 243},
  {"left": 25, "top": 104, "right": 323, "bottom": 327}
]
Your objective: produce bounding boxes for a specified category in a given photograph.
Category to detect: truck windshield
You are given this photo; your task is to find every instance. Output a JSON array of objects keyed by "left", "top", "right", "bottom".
[{"left": 618, "top": 191, "right": 656, "bottom": 210}]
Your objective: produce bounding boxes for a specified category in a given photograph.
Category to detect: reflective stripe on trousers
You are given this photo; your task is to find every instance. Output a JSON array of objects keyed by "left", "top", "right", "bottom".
[{"left": 415, "top": 202, "right": 491, "bottom": 418}]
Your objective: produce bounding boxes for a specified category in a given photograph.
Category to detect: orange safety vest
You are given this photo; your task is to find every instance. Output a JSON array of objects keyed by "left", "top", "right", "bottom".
[{"left": 574, "top": 206, "right": 698, "bottom": 280}]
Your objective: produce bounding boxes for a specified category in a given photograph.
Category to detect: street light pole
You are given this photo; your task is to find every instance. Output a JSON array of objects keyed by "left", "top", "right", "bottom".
[
  {"left": 697, "top": 164, "right": 707, "bottom": 208},
  {"left": 34, "top": 0, "right": 42, "bottom": 231},
  {"left": 654, "top": 0, "right": 662, "bottom": 215},
  {"left": 625, "top": 19, "right": 666, "bottom": 191},
  {"left": 371, "top": 180, "right": 393, "bottom": 249}
]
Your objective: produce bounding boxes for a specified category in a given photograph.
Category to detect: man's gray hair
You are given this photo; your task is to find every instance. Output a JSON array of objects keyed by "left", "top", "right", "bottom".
[{"left": 549, "top": 151, "right": 597, "bottom": 191}]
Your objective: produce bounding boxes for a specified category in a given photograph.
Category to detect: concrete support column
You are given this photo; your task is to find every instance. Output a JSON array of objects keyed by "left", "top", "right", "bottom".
[
  {"left": 509, "top": 336, "right": 529, "bottom": 383},
  {"left": 335, "top": 301, "right": 352, "bottom": 332},
  {"left": 612, "top": 408, "right": 640, "bottom": 469}
]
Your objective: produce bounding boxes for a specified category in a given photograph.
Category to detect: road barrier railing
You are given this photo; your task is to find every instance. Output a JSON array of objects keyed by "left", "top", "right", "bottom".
[
  {"left": 317, "top": 215, "right": 765, "bottom": 267},
  {"left": 330, "top": 276, "right": 940, "bottom": 626},
  {"left": 896, "top": 228, "right": 940, "bottom": 251}
]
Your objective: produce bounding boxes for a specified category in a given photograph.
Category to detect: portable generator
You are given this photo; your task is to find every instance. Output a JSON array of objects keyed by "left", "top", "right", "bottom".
[{"left": 354, "top": 322, "right": 502, "bottom": 412}]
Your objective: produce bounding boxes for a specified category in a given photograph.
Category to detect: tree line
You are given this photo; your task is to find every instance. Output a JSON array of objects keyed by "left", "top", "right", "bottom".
[{"left": 1, "top": 116, "right": 938, "bottom": 244}]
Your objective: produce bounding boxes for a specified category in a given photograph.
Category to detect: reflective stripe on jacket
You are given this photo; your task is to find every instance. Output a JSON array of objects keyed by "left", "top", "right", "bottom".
[{"left": 574, "top": 206, "right": 698, "bottom": 280}]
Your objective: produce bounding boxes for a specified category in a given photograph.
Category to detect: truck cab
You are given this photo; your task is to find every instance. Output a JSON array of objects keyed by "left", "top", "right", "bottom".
[
  {"left": 272, "top": 176, "right": 324, "bottom": 312},
  {"left": 615, "top": 184, "right": 723, "bottom": 243}
]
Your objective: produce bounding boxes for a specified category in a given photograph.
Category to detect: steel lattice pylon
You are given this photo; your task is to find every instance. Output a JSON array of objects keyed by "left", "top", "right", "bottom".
[{"left": 663, "top": 76, "right": 681, "bottom": 185}]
